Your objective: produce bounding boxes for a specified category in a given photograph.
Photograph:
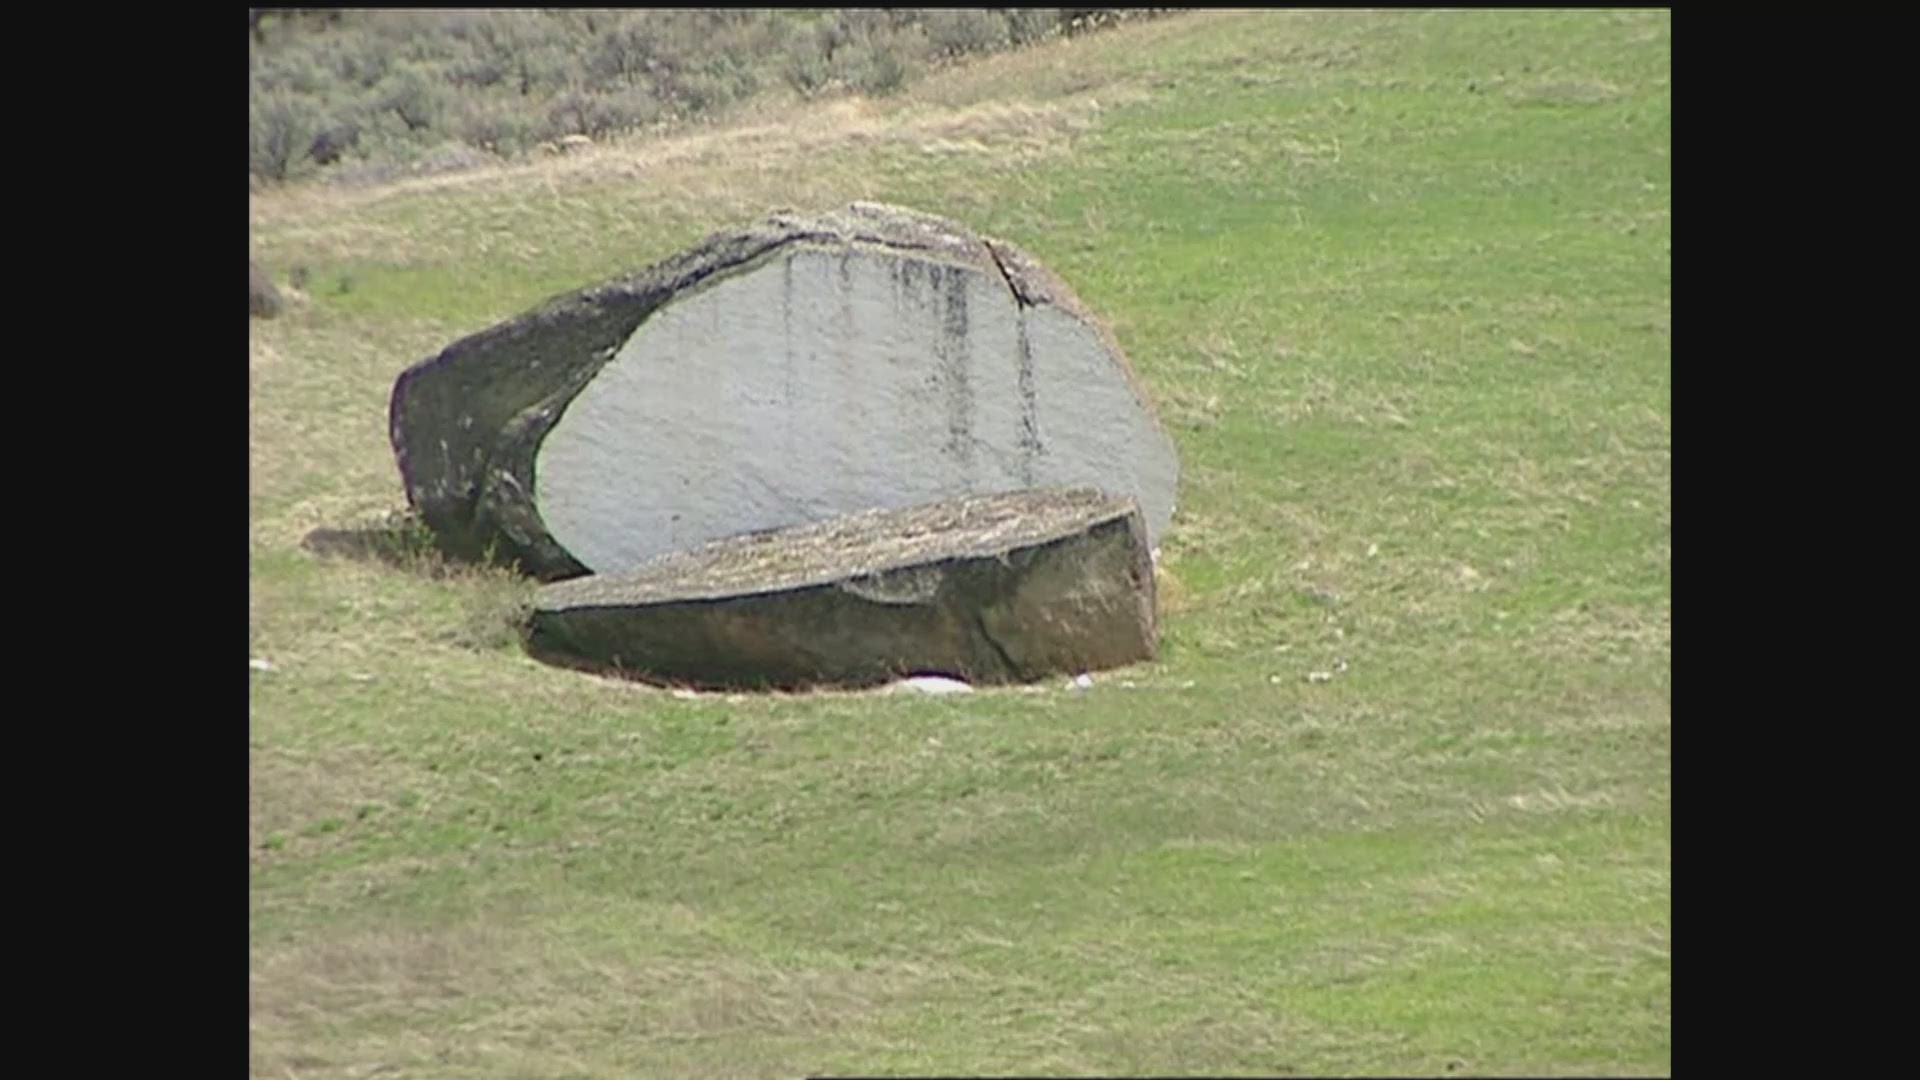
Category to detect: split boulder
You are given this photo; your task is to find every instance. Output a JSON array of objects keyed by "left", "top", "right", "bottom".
[
  {"left": 389, "top": 202, "right": 1179, "bottom": 580},
  {"left": 523, "top": 487, "right": 1157, "bottom": 690}
]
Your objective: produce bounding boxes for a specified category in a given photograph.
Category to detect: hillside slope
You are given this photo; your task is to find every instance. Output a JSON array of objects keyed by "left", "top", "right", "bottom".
[{"left": 250, "top": 11, "right": 1671, "bottom": 1077}]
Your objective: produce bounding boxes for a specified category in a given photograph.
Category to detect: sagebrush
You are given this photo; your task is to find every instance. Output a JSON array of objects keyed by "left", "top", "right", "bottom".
[{"left": 248, "top": 8, "right": 1171, "bottom": 185}]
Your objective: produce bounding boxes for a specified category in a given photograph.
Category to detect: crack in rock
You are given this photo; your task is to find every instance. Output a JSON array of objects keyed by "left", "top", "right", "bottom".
[{"left": 974, "top": 610, "right": 1021, "bottom": 678}]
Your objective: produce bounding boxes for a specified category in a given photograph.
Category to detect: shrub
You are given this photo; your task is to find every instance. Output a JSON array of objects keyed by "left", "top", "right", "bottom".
[
  {"left": 781, "top": 40, "right": 835, "bottom": 98},
  {"left": 314, "top": 29, "right": 392, "bottom": 89},
  {"left": 306, "top": 113, "right": 361, "bottom": 167},
  {"left": 454, "top": 98, "right": 537, "bottom": 156},
  {"left": 544, "top": 87, "right": 662, "bottom": 141},
  {"left": 248, "top": 9, "right": 1167, "bottom": 186},
  {"left": 847, "top": 41, "right": 916, "bottom": 97},
  {"left": 587, "top": 11, "right": 661, "bottom": 89},
  {"left": 375, "top": 62, "right": 446, "bottom": 133},
  {"left": 924, "top": 9, "right": 1008, "bottom": 58},
  {"left": 545, "top": 89, "right": 600, "bottom": 140},
  {"left": 1004, "top": 8, "right": 1063, "bottom": 45},
  {"left": 250, "top": 91, "right": 324, "bottom": 181}
]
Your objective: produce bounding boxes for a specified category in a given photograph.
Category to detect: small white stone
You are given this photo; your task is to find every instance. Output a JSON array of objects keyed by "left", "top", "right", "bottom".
[
  {"left": 900, "top": 675, "right": 973, "bottom": 695},
  {"left": 249, "top": 658, "right": 273, "bottom": 672}
]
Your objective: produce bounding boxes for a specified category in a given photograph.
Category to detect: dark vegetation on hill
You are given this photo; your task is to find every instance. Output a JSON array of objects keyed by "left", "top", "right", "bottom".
[{"left": 249, "top": 8, "right": 1173, "bottom": 187}]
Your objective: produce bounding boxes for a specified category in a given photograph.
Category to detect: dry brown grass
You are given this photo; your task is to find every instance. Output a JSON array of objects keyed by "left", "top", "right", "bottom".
[{"left": 249, "top": 97, "right": 1106, "bottom": 272}]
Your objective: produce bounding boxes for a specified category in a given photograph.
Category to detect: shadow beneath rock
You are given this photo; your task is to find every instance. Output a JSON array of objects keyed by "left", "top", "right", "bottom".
[
  {"left": 301, "top": 513, "right": 454, "bottom": 576},
  {"left": 300, "top": 512, "right": 551, "bottom": 586}
]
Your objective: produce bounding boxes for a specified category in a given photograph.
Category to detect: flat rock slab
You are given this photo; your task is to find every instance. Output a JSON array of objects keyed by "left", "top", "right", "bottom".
[
  {"left": 523, "top": 488, "right": 1157, "bottom": 691},
  {"left": 390, "top": 201, "right": 1179, "bottom": 580}
]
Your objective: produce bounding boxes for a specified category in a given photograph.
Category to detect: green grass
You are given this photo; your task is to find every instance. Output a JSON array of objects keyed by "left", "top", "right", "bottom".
[{"left": 250, "top": 10, "right": 1670, "bottom": 1077}]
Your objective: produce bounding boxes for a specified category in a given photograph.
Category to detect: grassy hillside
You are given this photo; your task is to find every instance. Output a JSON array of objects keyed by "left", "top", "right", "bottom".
[{"left": 249, "top": 10, "right": 1671, "bottom": 1077}]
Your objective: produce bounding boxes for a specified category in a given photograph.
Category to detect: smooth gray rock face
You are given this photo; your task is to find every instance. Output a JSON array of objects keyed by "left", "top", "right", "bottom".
[
  {"left": 389, "top": 202, "right": 1179, "bottom": 580},
  {"left": 536, "top": 243, "right": 1177, "bottom": 573},
  {"left": 523, "top": 488, "right": 1158, "bottom": 690}
]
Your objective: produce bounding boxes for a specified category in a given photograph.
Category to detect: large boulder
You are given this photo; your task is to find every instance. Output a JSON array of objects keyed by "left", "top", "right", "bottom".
[
  {"left": 523, "top": 487, "right": 1157, "bottom": 690},
  {"left": 389, "top": 202, "right": 1179, "bottom": 580}
]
